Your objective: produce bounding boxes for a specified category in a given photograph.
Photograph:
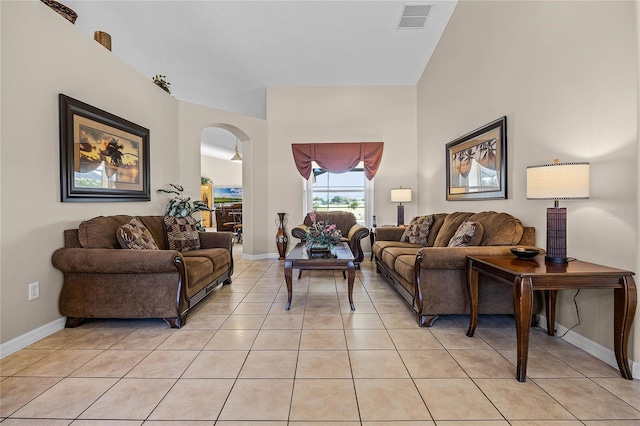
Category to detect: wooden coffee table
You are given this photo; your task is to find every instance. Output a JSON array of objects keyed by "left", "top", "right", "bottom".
[
  {"left": 466, "top": 255, "right": 636, "bottom": 382},
  {"left": 284, "top": 242, "right": 356, "bottom": 311}
]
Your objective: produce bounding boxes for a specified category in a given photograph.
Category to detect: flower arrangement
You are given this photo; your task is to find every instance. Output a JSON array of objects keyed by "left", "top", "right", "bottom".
[{"left": 305, "top": 212, "right": 342, "bottom": 250}]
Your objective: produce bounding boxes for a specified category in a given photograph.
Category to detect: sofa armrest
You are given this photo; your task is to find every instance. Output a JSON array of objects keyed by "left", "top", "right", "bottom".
[
  {"left": 200, "top": 231, "right": 234, "bottom": 251},
  {"left": 291, "top": 224, "right": 307, "bottom": 241},
  {"left": 375, "top": 226, "right": 405, "bottom": 242},
  {"left": 416, "top": 245, "right": 544, "bottom": 270},
  {"left": 52, "top": 248, "right": 182, "bottom": 274},
  {"left": 347, "top": 224, "right": 369, "bottom": 241}
]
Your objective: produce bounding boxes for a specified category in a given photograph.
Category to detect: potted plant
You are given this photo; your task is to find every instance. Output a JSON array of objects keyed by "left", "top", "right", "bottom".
[
  {"left": 152, "top": 74, "right": 171, "bottom": 94},
  {"left": 157, "top": 183, "right": 210, "bottom": 230}
]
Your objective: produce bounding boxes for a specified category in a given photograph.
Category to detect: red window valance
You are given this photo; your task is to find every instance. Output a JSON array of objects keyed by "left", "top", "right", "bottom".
[{"left": 291, "top": 142, "right": 384, "bottom": 181}]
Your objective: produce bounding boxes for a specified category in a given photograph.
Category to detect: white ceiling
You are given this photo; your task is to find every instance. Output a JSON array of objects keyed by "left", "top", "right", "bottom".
[{"left": 64, "top": 0, "right": 457, "bottom": 159}]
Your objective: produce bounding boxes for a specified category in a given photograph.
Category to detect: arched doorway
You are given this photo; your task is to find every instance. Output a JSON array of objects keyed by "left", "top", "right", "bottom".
[{"left": 200, "top": 124, "right": 250, "bottom": 244}]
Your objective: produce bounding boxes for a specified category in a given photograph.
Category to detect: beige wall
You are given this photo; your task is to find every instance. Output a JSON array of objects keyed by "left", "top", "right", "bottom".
[
  {"left": 178, "top": 101, "right": 268, "bottom": 257},
  {"left": 418, "top": 0, "right": 638, "bottom": 356},
  {"left": 1, "top": 1, "right": 181, "bottom": 343},
  {"left": 266, "top": 86, "right": 418, "bottom": 256},
  {"left": 0, "top": 1, "right": 268, "bottom": 345}
]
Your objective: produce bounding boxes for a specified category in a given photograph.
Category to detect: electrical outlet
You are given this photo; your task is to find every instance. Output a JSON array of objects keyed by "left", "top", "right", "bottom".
[{"left": 29, "top": 282, "right": 39, "bottom": 300}]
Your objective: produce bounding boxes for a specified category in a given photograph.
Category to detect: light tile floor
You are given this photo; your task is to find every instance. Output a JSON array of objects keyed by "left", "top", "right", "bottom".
[{"left": 1, "top": 245, "right": 639, "bottom": 425}]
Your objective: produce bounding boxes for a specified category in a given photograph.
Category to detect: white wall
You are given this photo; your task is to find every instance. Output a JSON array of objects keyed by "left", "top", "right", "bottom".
[
  {"left": 418, "top": 0, "right": 638, "bottom": 356},
  {"left": 266, "top": 86, "right": 418, "bottom": 256},
  {"left": 201, "top": 155, "right": 242, "bottom": 189}
]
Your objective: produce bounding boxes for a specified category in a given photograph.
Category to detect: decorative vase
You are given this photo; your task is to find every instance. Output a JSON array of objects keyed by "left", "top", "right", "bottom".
[
  {"left": 94, "top": 31, "right": 112, "bottom": 51},
  {"left": 275, "top": 212, "right": 288, "bottom": 259}
]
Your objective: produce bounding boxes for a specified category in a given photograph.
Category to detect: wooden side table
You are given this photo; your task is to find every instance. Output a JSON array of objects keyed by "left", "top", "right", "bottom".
[{"left": 466, "top": 255, "right": 636, "bottom": 382}]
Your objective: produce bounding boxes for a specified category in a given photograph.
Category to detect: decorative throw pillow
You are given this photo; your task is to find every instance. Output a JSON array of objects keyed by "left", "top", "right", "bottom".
[
  {"left": 116, "top": 217, "right": 159, "bottom": 250},
  {"left": 164, "top": 215, "right": 201, "bottom": 252},
  {"left": 400, "top": 215, "right": 434, "bottom": 246},
  {"left": 448, "top": 219, "right": 480, "bottom": 247}
]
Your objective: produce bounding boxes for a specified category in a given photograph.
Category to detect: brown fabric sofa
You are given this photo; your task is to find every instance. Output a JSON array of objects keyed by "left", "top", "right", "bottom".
[
  {"left": 291, "top": 211, "right": 370, "bottom": 267},
  {"left": 52, "top": 215, "right": 234, "bottom": 328},
  {"left": 373, "top": 211, "right": 542, "bottom": 326}
]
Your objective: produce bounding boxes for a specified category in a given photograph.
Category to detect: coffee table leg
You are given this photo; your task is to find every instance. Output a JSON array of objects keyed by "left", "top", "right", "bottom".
[
  {"left": 513, "top": 276, "right": 533, "bottom": 382},
  {"left": 347, "top": 261, "right": 355, "bottom": 310},
  {"left": 613, "top": 275, "right": 636, "bottom": 379},
  {"left": 284, "top": 260, "right": 293, "bottom": 310}
]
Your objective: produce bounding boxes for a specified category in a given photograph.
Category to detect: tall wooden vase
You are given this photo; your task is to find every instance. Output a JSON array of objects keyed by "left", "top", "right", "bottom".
[{"left": 275, "top": 212, "right": 288, "bottom": 259}]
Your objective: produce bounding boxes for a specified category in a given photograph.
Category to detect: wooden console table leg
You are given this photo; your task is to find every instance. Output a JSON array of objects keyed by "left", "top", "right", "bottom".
[
  {"left": 513, "top": 276, "right": 534, "bottom": 382},
  {"left": 284, "top": 260, "right": 293, "bottom": 310},
  {"left": 544, "top": 290, "right": 557, "bottom": 336},
  {"left": 466, "top": 260, "right": 479, "bottom": 337},
  {"left": 347, "top": 261, "right": 355, "bottom": 310},
  {"left": 613, "top": 275, "right": 636, "bottom": 380}
]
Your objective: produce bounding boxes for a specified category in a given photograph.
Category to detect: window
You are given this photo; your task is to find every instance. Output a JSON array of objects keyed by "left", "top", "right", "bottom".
[{"left": 303, "top": 163, "right": 374, "bottom": 226}]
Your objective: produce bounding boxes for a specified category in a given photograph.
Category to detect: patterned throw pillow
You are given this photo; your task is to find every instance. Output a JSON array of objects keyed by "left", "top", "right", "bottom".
[
  {"left": 448, "top": 219, "right": 478, "bottom": 247},
  {"left": 116, "top": 217, "right": 159, "bottom": 250},
  {"left": 164, "top": 215, "right": 201, "bottom": 252},
  {"left": 400, "top": 215, "right": 434, "bottom": 246}
]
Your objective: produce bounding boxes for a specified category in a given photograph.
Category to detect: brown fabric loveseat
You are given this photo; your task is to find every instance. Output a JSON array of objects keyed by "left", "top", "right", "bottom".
[
  {"left": 291, "top": 211, "right": 370, "bottom": 267},
  {"left": 373, "top": 211, "right": 542, "bottom": 326},
  {"left": 52, "top": 215, "right": 234, "bottom": 328}
]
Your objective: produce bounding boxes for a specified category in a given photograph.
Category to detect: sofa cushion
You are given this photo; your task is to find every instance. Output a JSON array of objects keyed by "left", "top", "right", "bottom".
[
  {"left": 394, "top": 254, "right": 417, "bottom": 287},
  {"left": 116, "top": 217, "right": 160, "bottom": 250},
  {"left": 373, "top": 240, "right": 420, "bottom": 261},
  {"left": 183, "top": 248, "right": 231, "bottom": 276},
  {"left": 400, "top": 215, "right": 433, "bottom": 246},
  {"left": 164, "top": 216, "right": 201, "bottom": 252},
  {"left": 468, "top": 211, "right": 524, "bottom": 246},
  {"left": 79, "top": 215, "right": 133, "bottom": 249},
  {"left": 433, "top": 212, "right": 473, "bottom": 247},
  {"left": 183, "top": 256, "right": 213, "bottom": 295},
  {"left": 447, "top": 219, "right": 484, "bottom": 247},
  {"left": 425, "top": 213, "right": 449, "bottom": 247},
  {"left": 381, "top": 247, "right": 421, "bottom": 271}
]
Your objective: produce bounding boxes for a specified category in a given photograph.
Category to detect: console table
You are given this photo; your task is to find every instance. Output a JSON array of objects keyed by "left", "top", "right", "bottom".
[{"left": 466, "top": 255, "right": 636, "bottom": 382}]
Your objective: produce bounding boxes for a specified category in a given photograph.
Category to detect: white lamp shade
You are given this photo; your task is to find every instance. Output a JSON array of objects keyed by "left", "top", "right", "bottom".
[
  {"left": 527, "top": 162, "right": 589, "bottom": 200},
  {"left": 391, "top": 187, "right": 412, "bottom": 203}
]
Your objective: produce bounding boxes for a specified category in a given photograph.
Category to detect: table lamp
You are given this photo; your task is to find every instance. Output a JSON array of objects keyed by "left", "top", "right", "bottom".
[
  {"left": 527, "top": 160, "right": 590, "bottom": 263},
  {"left": 391, "top": 187, "right": 412, "bottom": 226}
]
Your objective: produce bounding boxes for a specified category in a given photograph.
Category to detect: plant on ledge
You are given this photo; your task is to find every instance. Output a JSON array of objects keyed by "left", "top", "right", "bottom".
[
  {"left": 152, "top": 74, "right": 171, "bottom": 94},
  {"left": 157, "top": 183, "right": 210, "bottom": 230},
  {"left": 201, "top": 176, "right": 213, "bottom": 185},
  {"left": 305, "top": 212, "right": 342, "bottom": 250}
]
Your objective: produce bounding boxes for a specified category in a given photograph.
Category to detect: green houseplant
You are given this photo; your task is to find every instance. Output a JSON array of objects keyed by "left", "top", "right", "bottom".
[
  {"left": 157, "top": 183, "right": 210, "bottom": 230},
  {"left": 152, "top": 74, "right": 171, "bottom": 94}
]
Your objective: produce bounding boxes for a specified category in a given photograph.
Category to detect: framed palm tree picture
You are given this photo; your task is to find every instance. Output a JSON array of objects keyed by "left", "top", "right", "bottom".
[
  {"left": 59, "top": 94, "right": 150, "bottom": 202},
  {"left": 445, "top": 116, "right": 507, "bottom": 201}
]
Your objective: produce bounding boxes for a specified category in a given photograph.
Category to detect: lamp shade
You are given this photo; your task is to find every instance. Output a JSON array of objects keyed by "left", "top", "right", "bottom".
[
  {"left": 527, "top": 162, "right": 589, "bottom": 200},
  {"left": 230, "top": 138, "right": 242, "bottom": 162},
  {"left": 391, "top": 187, "right": 412, "bottom": 203}
]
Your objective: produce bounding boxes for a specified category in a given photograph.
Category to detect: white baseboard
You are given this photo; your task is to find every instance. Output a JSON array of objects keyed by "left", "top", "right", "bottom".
[
  {"left": 241, "top": 252, "right": 280, "bottom": 261},
  {"left": 0, "top": 317, "right": 66, "bottom": 359},
  {"left": 539, "top": 314, "right": 638, "bottom": 379}
]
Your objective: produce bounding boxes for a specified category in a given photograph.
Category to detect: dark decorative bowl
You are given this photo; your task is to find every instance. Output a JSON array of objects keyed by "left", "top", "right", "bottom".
[{"left": 510, "top": 248, "right": 541, "bottom": 259}]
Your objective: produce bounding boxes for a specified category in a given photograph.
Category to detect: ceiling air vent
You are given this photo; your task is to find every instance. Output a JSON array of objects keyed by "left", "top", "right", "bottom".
[{"left": 398, "top": 4, "right": 431, "bottom": 29}]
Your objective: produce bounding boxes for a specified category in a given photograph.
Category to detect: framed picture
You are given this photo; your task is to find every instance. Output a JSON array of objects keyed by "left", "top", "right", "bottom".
[
  {"left": 214, "top": 186, "right": 243, "bottom": 205},
  {"left": 445, "top": 116, "right": 507, "bottom": 201},
  {"left": 59, "top": 94, "right": 150, "bottom": 202}
]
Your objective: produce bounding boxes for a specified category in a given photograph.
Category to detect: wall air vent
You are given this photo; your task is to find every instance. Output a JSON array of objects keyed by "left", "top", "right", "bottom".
[{"left": 398, "top": 4, "right": 431, "bottom": 29}]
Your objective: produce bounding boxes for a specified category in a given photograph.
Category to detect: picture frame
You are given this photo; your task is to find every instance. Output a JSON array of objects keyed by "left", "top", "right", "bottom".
[
  {"left": 445, "top": 116, "right": 507, "bottom": 201},
  {"left": 59, "top": 94, "right": 150, "bottom": 202}
]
